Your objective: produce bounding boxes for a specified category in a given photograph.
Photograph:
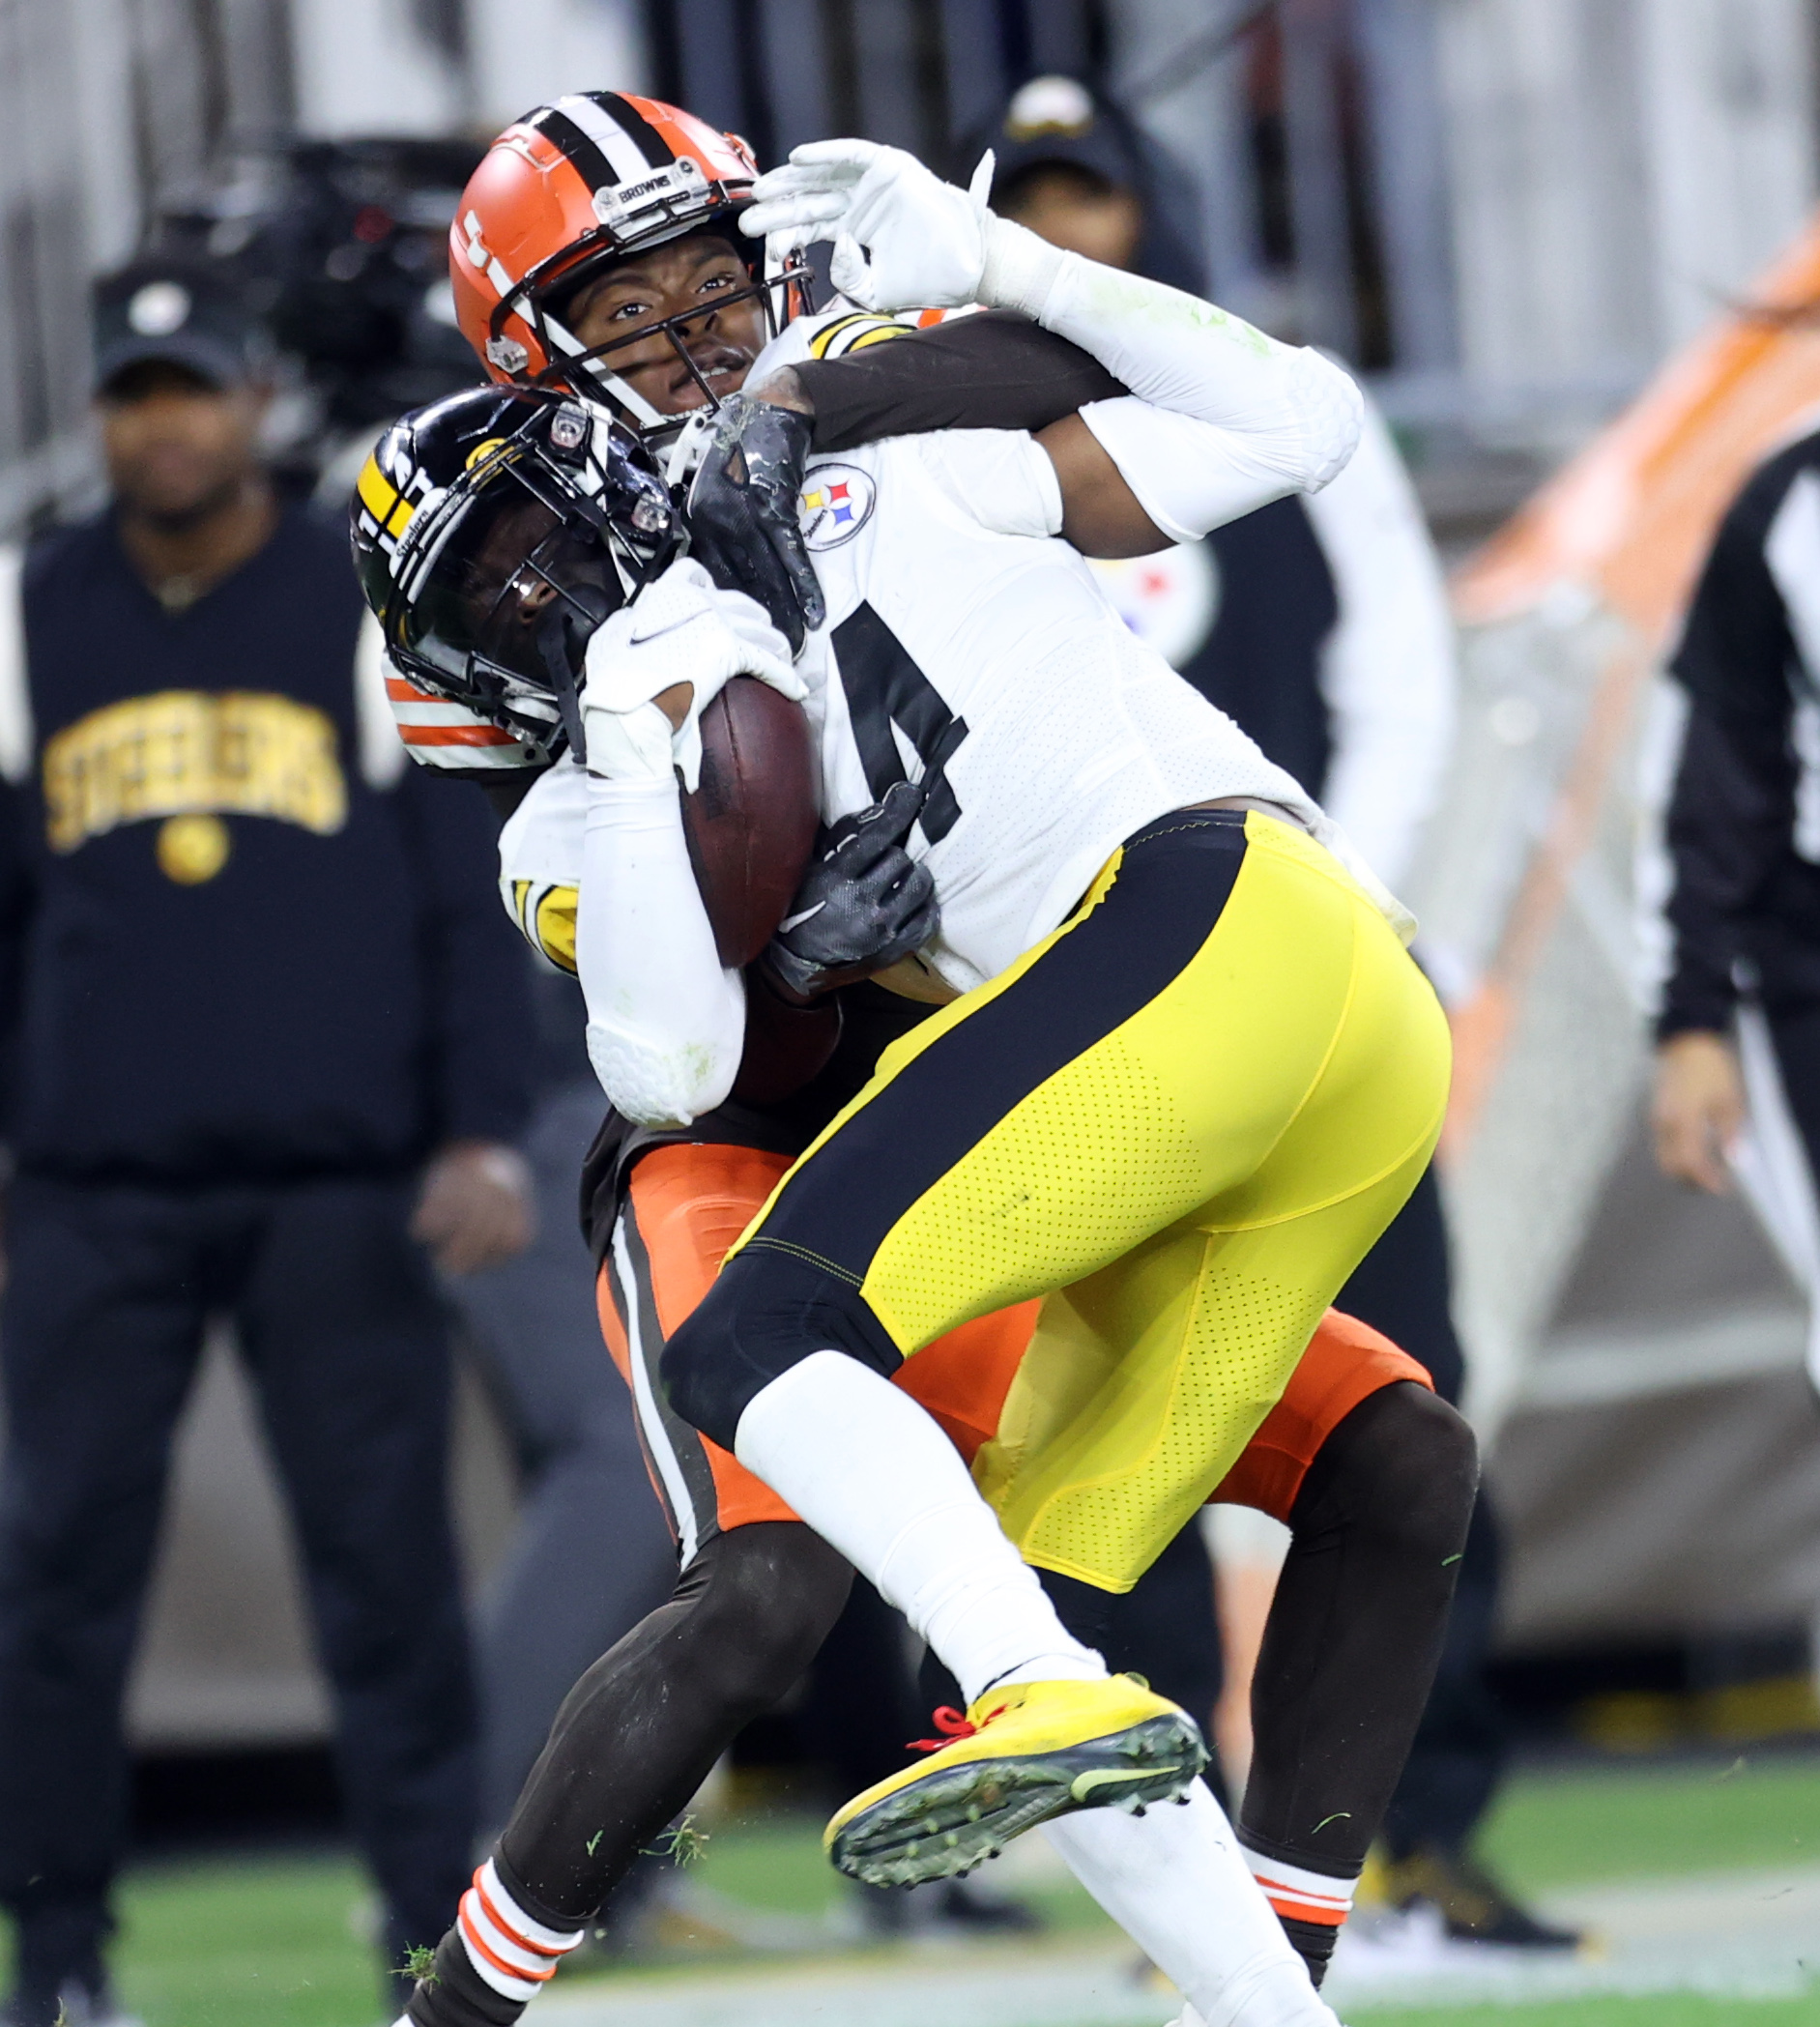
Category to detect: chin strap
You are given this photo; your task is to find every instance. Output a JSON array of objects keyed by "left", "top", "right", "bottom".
[{"left": 534, "top": 584, "right": 616, "bottom": 762}]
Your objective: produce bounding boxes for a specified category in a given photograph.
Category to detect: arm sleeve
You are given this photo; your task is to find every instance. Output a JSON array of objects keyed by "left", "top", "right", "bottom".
[
  {"left": 498, "top": 757, "right": 588, "bottom": 972},
  {"left": 1077, "top": 396, "right": 1307, "bottom": 540},
  {"left": 576, "top": 773, "right": 745, "bottom": 1127},
  {"left": 795, "top": 311, "right": 1125, "bottom": 451},
  {"left": 989, "top": 237, "right": 1362, "bottom": 495},
  {"left": 395, "top": 765, "right": 536, "bottom": 1145},
  {"left": 1659, "top": 455, "right": 1803, "bottom": 1038},
  {"left": 1300, "top": 395, "right": 1458, "bottom": 890}
]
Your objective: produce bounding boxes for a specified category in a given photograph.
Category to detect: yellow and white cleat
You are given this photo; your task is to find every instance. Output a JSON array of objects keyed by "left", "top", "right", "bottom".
[{"left": 825, "top": 1674, "right": 1208, "bottom": 1889}]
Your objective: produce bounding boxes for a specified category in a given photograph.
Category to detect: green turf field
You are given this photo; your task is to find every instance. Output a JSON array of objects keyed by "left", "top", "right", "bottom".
[
  {"left": 1353, "top": 2004, "right": 1820, "bottom": 2027},
  {"left": 19, "top": 1753, "right": 1816, "bottom": 2026}
]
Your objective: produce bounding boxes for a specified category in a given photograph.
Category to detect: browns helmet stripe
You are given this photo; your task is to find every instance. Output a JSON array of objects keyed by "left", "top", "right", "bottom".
[
  {"left": 526, "top": 105, "right": 626, "bottom": 193},
  {"left": 554, "top": 92, "right": 665, "bottom": 176},
  {"left": 593, "top": 92, "right": 673, "bottom": 168}
]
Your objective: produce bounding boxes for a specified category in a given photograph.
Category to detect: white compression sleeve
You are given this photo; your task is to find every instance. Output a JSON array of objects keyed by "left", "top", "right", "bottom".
[
  {"left": 1045, "top": 1783, "right": 1338, "bottom": 2027},
  {"left": 576, "top": 771, "right": 745, "bottom": 1126},
  {"left": 734, "top": 1352, "right": 1103, "bottom": 1703},
  {"left": 977, "top": 217, "right": 1361, "bottom": 497},
  {"left": 1078, "top": 397, "right": 1301, "bottom": 541}
]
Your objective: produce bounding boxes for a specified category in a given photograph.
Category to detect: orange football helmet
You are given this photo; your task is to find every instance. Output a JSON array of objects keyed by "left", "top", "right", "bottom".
[{"left": 450, "top": 91, "right": 813, "bottom": 440}]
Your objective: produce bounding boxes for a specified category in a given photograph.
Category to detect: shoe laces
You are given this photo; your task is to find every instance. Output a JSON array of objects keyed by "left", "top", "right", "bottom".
[{"left": 907, "top": 1702, "right": 1005, "bottom": 1752}]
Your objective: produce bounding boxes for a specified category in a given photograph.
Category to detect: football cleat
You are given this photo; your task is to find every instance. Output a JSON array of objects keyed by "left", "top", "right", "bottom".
[{"left": 825, "top": 1674, "right": 1208, "bottom": 1889}]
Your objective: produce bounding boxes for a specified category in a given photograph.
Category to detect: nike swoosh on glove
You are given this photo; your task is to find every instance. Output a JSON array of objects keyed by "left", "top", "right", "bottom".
[
  {"left": 763, "top": 778, "right": 940, "bottom": 998},
  {"left": 741, "top": 140, "right": 996, "bottom": 314},
  {"left": 582, "top": 557, "right": 804, "bottom": 791}
]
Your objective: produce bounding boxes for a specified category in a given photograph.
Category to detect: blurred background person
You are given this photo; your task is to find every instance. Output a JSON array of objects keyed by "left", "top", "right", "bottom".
[
  {"left": 168, "top": 134, "right": 682, "bottom": 1861},
  {"left": 449, "top": 965, "right": 679, "bottom": 1849},
  {"left": 0, "top": 254, "right": 535, "bottom": 2027},
  {"left": 1651, "top": 428, "right": 1820, "bottom": 1221},
  {"left": 979, "top": 74, "right": 1577, "bottom": 1957}
]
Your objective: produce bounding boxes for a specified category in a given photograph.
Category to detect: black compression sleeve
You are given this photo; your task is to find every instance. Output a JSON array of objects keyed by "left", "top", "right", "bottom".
[
  {"left": 796, "top": 311, "right": 1126, "bottom": 451},
  {"left": 1241, "top": 1382, "right": 1477, "bottom": 1879},
  {"left": 498, "top": 1522, "right": 851, "bottom": 1918},
  {"left": 407, "top": 1528, "right": 852, "bottom": 2027},
  {"left": 406, "top": 1524, "right": 856, "bottom": 2023}
]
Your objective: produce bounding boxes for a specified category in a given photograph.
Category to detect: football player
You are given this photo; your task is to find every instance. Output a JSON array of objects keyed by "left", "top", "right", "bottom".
[
  {"left": 356, "top": 371, "right": 1470, "bottom": 2027},
  {"left": 362, "top": 95, "right": 1468, "bottom": 2027}
]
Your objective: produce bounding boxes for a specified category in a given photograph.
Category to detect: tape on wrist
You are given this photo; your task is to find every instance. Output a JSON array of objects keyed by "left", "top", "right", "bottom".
[{"left": 978, "top": 216, "right": 1066, "bottom": 322}]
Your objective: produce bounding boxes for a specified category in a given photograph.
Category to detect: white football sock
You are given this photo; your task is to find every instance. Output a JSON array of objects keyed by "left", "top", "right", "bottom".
[
  {"left": 734, "top": 1351, "right": 1104, "bottom": 1703},
  {"left": 1044, "top": 1781, "right": 1339, "bottom": 2027}
]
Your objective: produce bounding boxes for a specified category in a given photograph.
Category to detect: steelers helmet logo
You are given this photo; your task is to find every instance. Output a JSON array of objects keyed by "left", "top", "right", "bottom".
[
  {"left": 797, "top": 464, "right": 875, "bottom": 551},
  {"left": 158, "top": 813, "right": 231, "bottom": 884}
]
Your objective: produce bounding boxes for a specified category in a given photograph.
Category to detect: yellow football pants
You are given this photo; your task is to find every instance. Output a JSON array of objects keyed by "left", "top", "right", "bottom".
[{"left": 731, "top": 809, "right": 1452, "bottom": 1589}]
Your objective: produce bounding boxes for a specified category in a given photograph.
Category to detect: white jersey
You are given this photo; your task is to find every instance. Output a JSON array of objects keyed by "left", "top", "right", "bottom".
[
  {"left": 500, "top": 311, "right": 1412, "bottom": 1010},
  {"left": 753, "top": 312, "right": 1350, "bottom": 993}
]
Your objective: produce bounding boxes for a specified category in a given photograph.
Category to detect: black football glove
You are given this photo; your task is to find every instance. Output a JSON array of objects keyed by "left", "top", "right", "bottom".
[
  {"left": 686, "top": 393, "right": 825, "bottom": 653},
  {"left": 762, "top": 779, "right": 939, "bottom": 999}
]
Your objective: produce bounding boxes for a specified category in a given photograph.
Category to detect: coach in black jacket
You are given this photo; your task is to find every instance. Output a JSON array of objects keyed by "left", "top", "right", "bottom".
[
  {"left": 1654, "top": 428, "right": 1820, "bottom": 1195},
  {"left": 0, "top": 258, "right": 534, "bottom": 2027}
]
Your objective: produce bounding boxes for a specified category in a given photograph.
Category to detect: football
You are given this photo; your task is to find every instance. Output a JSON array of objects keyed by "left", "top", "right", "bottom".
[{"left": 681, "top": 677, "right": 820, "bottom": 969}]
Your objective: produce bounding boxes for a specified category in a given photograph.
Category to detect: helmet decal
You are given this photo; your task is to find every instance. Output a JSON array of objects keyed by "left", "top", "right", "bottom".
[{"left": 449, "top": 91, "right": 814, "bottom": 445}]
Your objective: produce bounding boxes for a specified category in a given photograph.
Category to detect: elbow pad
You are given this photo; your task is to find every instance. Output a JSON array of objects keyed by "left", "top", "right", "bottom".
[
  {"left": 1076, "top": 399, "right": 1306, "bottom": 543},
  {"left": 585, "top": 1017, "right": 739, "bottom": 1128}
]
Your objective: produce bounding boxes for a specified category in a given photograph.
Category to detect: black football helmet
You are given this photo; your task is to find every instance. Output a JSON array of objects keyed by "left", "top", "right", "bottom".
[{"left": 351, "top": 382, "right": 677, "bottom": 761}]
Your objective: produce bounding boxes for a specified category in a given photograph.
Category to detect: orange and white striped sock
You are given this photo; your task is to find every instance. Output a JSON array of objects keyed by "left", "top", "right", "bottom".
[
  {"left": 1240, "top": 1845, "right": 1356, "bottom": 1985},
  {"left": 1242, "top": 1847, "right": 1357, "bottom": 1931},
  {"left": 455, "top": 1859, "right": 586, "bottom": 2004}
]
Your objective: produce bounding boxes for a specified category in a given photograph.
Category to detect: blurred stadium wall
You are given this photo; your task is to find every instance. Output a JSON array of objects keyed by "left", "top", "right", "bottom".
[{"left": 2, "top": 0, "right": 1815, "bottom": 532}]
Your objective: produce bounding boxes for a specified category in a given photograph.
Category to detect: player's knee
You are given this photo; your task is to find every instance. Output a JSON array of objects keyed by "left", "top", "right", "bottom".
[
  {"left": 691, "top": 1522, "right": 853, "bottom": 1714},
  {"left": 1372, "top": 1384, "right": 1478, "bottom": 1556},
  {"left": 659, "top": 1248, "right": 901, "bottom": 1450},
  {"left": 1304, "top": 1380, "right": 1478, "bottom": 1560}
]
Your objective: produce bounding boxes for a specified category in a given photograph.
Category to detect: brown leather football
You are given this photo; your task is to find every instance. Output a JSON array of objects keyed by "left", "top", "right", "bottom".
[{"left": 681, "top": 677, "right": 820, "bottom": 969}]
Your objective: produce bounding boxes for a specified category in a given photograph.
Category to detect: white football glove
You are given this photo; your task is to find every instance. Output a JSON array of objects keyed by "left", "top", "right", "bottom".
[
  {"left": 742, "top": 140, "right": 1001, "bottom": 313},
  {"left": 581, "top": 558, "right": 804, "bottom": 791}
]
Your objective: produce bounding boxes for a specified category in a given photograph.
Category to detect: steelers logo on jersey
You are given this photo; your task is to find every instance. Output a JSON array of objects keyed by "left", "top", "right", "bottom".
[{"left": 798, "top": 464, "right": 877, "bottom": 551}]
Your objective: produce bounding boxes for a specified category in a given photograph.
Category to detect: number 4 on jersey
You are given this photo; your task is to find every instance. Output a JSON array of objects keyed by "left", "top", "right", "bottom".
[{"left": 832, "top": 603, "right": 968, "bottom": 843}]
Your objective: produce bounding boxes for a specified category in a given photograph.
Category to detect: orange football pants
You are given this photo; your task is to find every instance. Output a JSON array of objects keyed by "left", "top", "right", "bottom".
[{"left": 596, "top": 1142, "right": 1431, "bottom": 1563}]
